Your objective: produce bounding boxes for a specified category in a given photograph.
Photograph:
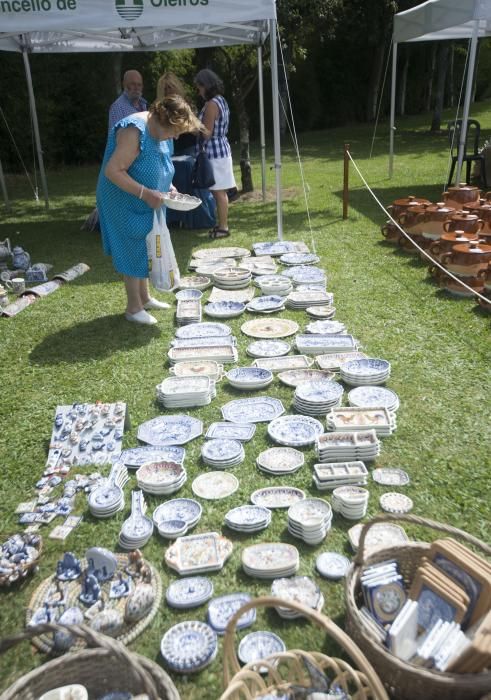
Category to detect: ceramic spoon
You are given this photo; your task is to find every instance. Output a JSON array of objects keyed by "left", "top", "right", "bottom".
[
  {"left": 121, "top": 490, "right": 153, "bottom": 541},
  {"left": 88, "top": 462, "right": 128, "bottom": 510}
]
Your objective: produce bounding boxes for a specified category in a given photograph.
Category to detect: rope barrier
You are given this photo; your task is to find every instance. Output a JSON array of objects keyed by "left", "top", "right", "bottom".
[
  {"left": 346, "top": 149, "right": 490, "bottom": 304},
  {"left": 0, "top": 105, "right": 39, "bottom": 201}
]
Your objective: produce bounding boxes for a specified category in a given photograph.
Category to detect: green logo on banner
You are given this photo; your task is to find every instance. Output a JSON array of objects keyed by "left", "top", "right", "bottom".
[{"left": 116, "top": 0, "right": 143, "bottom": 21}]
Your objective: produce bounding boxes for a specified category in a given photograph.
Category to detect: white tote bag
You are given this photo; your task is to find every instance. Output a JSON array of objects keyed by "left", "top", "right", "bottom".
[{"left": 146, "top": 208, "right": 180, "bottom": 291}]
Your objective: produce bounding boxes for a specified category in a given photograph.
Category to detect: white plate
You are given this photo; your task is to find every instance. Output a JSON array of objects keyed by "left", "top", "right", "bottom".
[
  {"left": 192, "top": 472, "right": 239, "bottom": 500},
  {"left": 162, "top": 192, "right": 201, "bottom": 211}
]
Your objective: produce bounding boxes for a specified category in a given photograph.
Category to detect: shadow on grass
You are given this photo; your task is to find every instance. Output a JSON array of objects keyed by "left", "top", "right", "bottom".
[{"left": 29, "top": 314, "right": 160, "bottom": 365}]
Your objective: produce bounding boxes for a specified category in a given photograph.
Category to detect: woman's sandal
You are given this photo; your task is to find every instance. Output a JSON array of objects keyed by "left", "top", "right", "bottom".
[{"left": 209, "top": 227, "right": 230, "bottom": 239}]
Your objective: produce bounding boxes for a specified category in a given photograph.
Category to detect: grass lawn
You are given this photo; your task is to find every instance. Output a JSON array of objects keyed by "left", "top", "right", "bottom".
[{"left": 0, "top": 102, "right": 490, "bottom": 699}]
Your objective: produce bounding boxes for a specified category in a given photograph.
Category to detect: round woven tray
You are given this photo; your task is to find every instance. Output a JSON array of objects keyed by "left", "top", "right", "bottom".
[
  {"left": 219, "top": 595, "right": 389, "bottom": 700},
  {"left": 345, "top": 513, "right": 491, "bottom": 700},
  {"left": 0, "top": 623, "right": 179, "bottom": 700},
  {"left": 26, "top": 553, "right": 161, "bottom": 653}
]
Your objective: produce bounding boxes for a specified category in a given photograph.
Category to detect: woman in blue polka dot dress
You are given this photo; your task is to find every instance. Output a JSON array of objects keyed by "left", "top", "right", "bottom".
[{"left": 97, "top": 95, "right": 205, "bottom": 325}]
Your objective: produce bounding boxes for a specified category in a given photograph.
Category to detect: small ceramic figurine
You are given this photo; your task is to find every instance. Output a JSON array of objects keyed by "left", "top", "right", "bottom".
[
  {"left": 124, "top": 583, "right": 155, "bottom": 623},
  {"left": 54, "top": 606, "right": 84, "bottom": 651},
  {"left": 109, "top": 571, "right": 132, "bottom": 599},
  {"left": 56, "top": 552, "right": 82, "bottom": 581},
  {"left": 86, "top": 547, "right": 118, "bottom": 582},
  {"left": 79, "top": 572, "right": 101, "bottom": 606},
  {"left": 11, "top": 246, "right": 30, "bottom": 270},
  {"left": 90, "top": 606, "right": 124, "bottom": 638}
]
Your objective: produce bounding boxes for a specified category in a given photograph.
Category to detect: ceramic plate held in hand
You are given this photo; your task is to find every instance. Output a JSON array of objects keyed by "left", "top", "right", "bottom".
[{"left": 161, "top": 192, "right": 202, "bottom": 211}]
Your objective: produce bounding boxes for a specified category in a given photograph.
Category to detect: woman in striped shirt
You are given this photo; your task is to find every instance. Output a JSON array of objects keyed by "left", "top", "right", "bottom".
[{"left": 195, "top": 69, "right": 237, "bottom": 239}]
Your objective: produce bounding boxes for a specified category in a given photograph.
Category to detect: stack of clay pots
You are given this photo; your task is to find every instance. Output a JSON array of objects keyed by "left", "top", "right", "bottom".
[{"left": 381, "top": 184, "right": 491, "bottom": 310}]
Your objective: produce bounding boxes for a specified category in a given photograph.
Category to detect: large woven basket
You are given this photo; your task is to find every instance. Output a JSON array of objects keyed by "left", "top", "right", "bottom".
[
  {"left": 220, "top": 595, "right": 389, "bottom": 700},
  {"left": 345, "top": 513, "right": 491, "bottom": 700},
  {"left": 0, "top": 623, "right": 180, "bottom": 700}
]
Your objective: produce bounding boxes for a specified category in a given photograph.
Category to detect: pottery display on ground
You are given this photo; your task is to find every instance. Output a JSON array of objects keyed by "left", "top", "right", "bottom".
[
  {"left": 442, "top": 183, "right": 480, "bottom": 211},
  {"left": 388, "top": 195, "right": 432, "bottom": 220},
  {"left": 440, "top": 240, "right": 491, "bottom": 278},
  {"left": 442, "top": 210, "right": 484, "bottom": 235},
  {"left": 428, "top": 230, "right": 479, "bottom": 263}
]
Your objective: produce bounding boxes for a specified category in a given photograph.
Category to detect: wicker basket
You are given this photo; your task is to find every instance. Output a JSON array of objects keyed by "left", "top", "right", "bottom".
[
  {"left": 0, "top": 623, "right": 179, "bottom": 700},
  {"left": 219, "top": 595, "right": 389, "bottom": 700},
  {"left": 0, "top": 534, "right": 42, "bottom": 588},
  {"left": 345, "top": 513, "right": 491, "bottom": 700}
]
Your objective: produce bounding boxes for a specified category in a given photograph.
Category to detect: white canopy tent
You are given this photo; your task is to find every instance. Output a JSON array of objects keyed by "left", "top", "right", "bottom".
[
  {"left": 390, "top": 0, "right": 491, "bottom": 181},
  {"left": 0, "top": 0, "right": 285, "bottom": 237}
]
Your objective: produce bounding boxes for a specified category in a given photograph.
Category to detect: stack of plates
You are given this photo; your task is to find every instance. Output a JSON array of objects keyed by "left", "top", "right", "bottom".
[
  {"left": 226, "top": 367, "right": 273, "bottom": 390},
  {"left": 313, "top": 461, "right": 368, "bottom": 491},
  {"left": 246, "top": 339, "right": 290, "bottom": 358},
  {"left": 256, "top": 447, "right": 304, "bottom": 475},
  {"left": 316, "top": 429, "right": 381, "bottom": 462},
  {"left": 254, "top": 275, "right": 293, "bottom": 296},
  {"left": 156, "top": 376, "right": 215, "bottom": 408},
  {"left": 306, "top": 320, "right": 346, "bottom": 334},
  {"left": 306, "top": 305, "right": 336, "bottom": 319},
  {"left": 286, "top": 290, "right": 333, "bottom": 310},
  {"left": 282, "top": 265, "right": 327, "bottom": 287},
  {"left": 212, "top": 267, "right": 252, "bottom": 290},
  {"left": 339, "top": 358, "right": 391, "bottom": 386},
  {"left": 332, "top": 485, "right": 370, "bottom": 520},
  {"left": 193, "top": 259, "right": 236, "bottom": 275},
  {"left": 178, "top": 275, "right": 211, "bottom": 290},
  {"left": 242, "top": 542, "right": 300, "bottom": 579},
  {"left": 225, "top": 505, "right": 272, "bottom": 533},
  {"left": 171, "top": 335, "right": 236, "bottom": 349},
  {"left": 204, "top": 301, "right": 246, "bottom": 318},
  {"left": 293, "top": 379, "right": 344, "bottom": 415},
  {"left": 267, "top": 414, "right": 324, "bottom": 447},
  {"left": 252, "top": 241, "right": 310, "bottom": 257},
  {"left": 169, "top": 360, "right": 224, "bottom": 383},
  {"left": 348, "top": 385, "right": 400, "bottom": 412},
  {"left": 168, "top": 345, "right": 238, "bottom": 365},
  {"left": 136, "top": 460, "right": 187, "bottom": 495},
  {"left": 271, "top": 576, "right": 323, "bottom": 619},
  {"left": 287, "top": 498, "right": 333, "bottom": 545},
  {"left": 246, "top": 295, "right": 285, "bottom": 313},
  {"left": 295, "top": 334, "right": 357, "bottom": 354},
  {"left": 152, "top": 498, "right": 202, "bottom": 534},
  {"left": 279, "top": 252, "right": 320, "bottom": 266},
  {"left": 326, "top": 407, "right": 396, "bottom": 436},
  {"left": 88, "top": 464, "right": 128, "bottom": 518},
  {"left": 176, "top": 299, "right": 201, "bottom": 325},
  {"left": 205, "top": 422, "right": 256, "bottom": 442},
  {"left": 240, "top": 256, "right": 277, "bottom": 276},
  {"left": 201, "top": 438, "right": 245, "bottom": 469},
  {"left": 316, "top": 351, "right": 368, "bottom": 371}
]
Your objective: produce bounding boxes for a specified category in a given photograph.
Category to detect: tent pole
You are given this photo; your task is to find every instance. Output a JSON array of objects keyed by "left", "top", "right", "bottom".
[
  {"left": 456, "top": 21, "right": 479, "bottom": 184},
  {"left": 389, "top": 41, "right": 397, "bottom": 179},
  {"left": 0, "top": 157, "right": 10, "bottom": 211},
  {"left": 269, "top": 18, "right": 283, "bottom": 240},
  {"left": 22, "top": 45, "right": 49, "bottom": 210},
  {"left": 257, "top": 45, "right": 267, "bottom": 203}
]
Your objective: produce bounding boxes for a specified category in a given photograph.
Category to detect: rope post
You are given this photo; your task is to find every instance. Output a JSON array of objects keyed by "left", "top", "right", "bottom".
[{"left": 343, "top": 143, "right": 350, "bottom": 219}]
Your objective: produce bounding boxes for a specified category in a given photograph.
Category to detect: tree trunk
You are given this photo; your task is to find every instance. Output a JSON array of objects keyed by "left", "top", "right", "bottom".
[
  {"left": 425, "top": 44, "right": 437, "bottom": 112},
  {"left": 366, "top": 43, "right": 385, "bottom": 121},
  {"left": 231, "top": 88, "right": 253, "bottom": 192},
  {"left": 112, "top": 53, "right": 123, "bottom": 97},
  {"left": 430, "top": 43, "right": 450, "bottom": 132},
  {"left": 398, "top": 48, "right": 409, "bottom": 117}
]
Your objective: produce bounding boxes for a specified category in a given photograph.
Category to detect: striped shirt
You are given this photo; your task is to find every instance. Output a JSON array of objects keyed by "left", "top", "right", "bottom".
[
  {"left": 199, "top": 95, "right": 231, "bottom": 159},
  {"left": 108, "top": 92, "right": 147, "bottom": 133}
]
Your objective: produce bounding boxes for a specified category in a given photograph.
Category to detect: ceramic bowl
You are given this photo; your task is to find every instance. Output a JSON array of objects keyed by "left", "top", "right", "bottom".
[{"left": 175, "top": 289, "right": 203, "bottom": 301}]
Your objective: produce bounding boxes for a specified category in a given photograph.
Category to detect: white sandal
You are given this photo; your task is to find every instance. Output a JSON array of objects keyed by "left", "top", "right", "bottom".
[
  {"left": 144, "top": 296, "right": 171, "bottom": 310},
  {"left": 125, "top": 309, "right": 158, "bottom": 325}
]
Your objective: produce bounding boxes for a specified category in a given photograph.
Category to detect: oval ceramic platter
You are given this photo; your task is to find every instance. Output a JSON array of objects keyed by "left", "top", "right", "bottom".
[
  {"left": 240, "top": 318, "right": 299, "bottom": 339},
  {"left": 250, "top": 486, "right": 306, "bottom": 509}
]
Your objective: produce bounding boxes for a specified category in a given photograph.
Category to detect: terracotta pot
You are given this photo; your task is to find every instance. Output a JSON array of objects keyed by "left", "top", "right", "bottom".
[
  {"left": 441, "top": 273, "right": 486, "bottom": 298},
  {"left": 441, "top": 241, "right": 491, "bottom": 277},
  {"left": 442, "top": 211, "right": 484, "bottom": 234},
  {"left": 442, "top": 183, "right": 480, "bottom": 211},
  {"left": 420, "top": 202, "right": 456, "bottom": 239},
  {"left": 463, "top": 203, "right": 491, "bottom": 233},
  {"left": 388, "top": 195, "right": 432, "bottom": 221},
  {"left": 398, "top": 205, "right": 428, "bottom": 233},
  {"left": 397, "top": 232, "right": 425, "bottom": 254},
  {"left": 478, "top": 289, "right": 491, "bottom": 311},
  {"left": 428, "top": 231, "right": 479, "bottom": 262}
]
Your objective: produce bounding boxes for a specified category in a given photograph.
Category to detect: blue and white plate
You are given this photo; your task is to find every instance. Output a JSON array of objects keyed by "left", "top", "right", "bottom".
[
  {"left": 137, "top": 415, "right": 203, "bottom": 447},
  {"left": 118, "top": 446, "right": 185, "bottom": 468},
  {"left": 246, "top": 339, "right": 291, "bottom": 358},
  {"left": 166, "top": 576, "right": 214, "bottom": 609},
  {"left": 238, "top": 631, "right": 286, "bottom": 671},
  {"left": 205, "top": 422, "right": 256, "bottom": 442},
  {"left": 226, "top": 367, "right": 273, "bottom": 390},
  {"left": 175, "top": 322, "right": 232, "bottom": 339},
  {"left": 246, "top": 295, "right": 285, "bottom": 313},
  {"left": 306, "top": 320, "right": 346, "bottom": 335},
  {"left": 175, "top": 289, "right": 203, "bottom": 301},
  {"left": 208, "top": 593, "right": 255, "bottom": 634},
  {"left": 201, "top": 438, "right": 244, "bottom": 468},
  {"left": 295, "top": 379, "right": 344, "bottom": 404},
  {"left": 152, "top": 498, "right": 202, "bottom": 528},
  {"left": 340, "top": 358, "right": 391, "bottom": 386},
  {"left": 267, "top": 414, "right": 324, "bottom": 447},
  {"left": 160, "top": 621, "right": 217, "bottom": 673},
  {"left": 348, "top": 385, "right": 399, "bottom": 412},
  {"left": 225, "top": 505, "right": 272, "bottom": 532},
  {"left": 295, "top": 334, "right": 357, "bottom": 354},
  {"left": 282, "top": 265, "right": 327, "bottom": 285},
  {"left": 316, "top": 552, "right": 351, "bottom": 580},
  {"left": 253, "top": 241, "right": 309, "bottom": 257},
  {"left": 221, "top": 397, "right": 285, "bottom": 424},
  {"left": 279, "top": 252, "right": 320, "bottom": 266},
  {"left": 204, "top": 301, "right": 246, "bottom": 319},
  {"left": 171, "top": 335, "right": 236, "bottom": 348}
]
